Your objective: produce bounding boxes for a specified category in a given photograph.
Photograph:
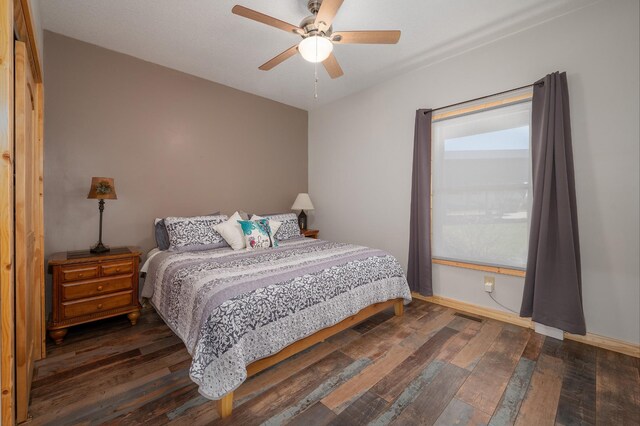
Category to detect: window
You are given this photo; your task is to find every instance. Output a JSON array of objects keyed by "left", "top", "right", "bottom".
[{"left": 432, "top": 92, "right": 533, "bottom": 270}]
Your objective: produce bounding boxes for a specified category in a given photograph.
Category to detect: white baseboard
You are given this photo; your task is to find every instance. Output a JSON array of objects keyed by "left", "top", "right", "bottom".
[{"left": 412, "top": 292, "right": 640, "bottom": 358}]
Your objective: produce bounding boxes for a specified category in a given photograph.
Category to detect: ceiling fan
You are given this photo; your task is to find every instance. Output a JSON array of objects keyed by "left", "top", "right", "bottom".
[{"left": 232, "top": 0, "right": 401, "bottom": 79}]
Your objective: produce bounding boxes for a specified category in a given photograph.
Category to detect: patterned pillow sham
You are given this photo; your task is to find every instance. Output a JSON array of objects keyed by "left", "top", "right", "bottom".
[
  {"left": 164, "top": 214, "right": 228, "bottom": 252},
  {"left": 261, "top": 213, "right": 302, "bottom": 241},
  {"left": 238, "top": 219, "right": 277, "bottom": 250},
  {"left": 155, "top": 211, "right": 220, "bottom": 251}
]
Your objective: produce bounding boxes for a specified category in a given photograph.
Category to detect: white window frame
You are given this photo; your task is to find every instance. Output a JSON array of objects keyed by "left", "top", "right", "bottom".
[{"left": 430, "top": 90, "right": 533, "bottom": 277}]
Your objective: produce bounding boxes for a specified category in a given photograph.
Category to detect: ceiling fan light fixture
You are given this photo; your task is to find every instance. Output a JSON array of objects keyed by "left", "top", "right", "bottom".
[{"left": 298, "top": 35, "right": 333, "bottom": 63}]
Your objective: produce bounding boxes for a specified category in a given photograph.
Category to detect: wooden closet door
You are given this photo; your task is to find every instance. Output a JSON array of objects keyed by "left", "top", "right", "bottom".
[{"left": 14, "top": 40, "right": 41, "bottom": 423}]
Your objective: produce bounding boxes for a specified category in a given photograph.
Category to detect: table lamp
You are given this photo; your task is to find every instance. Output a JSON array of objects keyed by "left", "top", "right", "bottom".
[
  {"left": 291, "top": 193, "right": 314, "bottom": 230},
  {"left": 87, "top": 177, "right": 117, "bottom": 253}
]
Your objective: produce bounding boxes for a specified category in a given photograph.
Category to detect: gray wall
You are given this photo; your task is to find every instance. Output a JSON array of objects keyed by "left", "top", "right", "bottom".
[
  {"left": 44, "top": 31, "right": 308, "bottom": 259},
  {"left": 309, "top": 0, "right": 640, "bottom": 344}
]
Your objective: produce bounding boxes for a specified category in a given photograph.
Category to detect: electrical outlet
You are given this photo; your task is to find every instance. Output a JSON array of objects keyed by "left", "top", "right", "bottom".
[{"left": 484, "top": 276, "right": 495, "bottom": 293}]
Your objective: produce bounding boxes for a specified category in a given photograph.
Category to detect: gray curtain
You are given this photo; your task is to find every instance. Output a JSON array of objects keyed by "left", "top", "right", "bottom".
[
  {"left": 520, "top": 72, "right": 586, "bottom": 335},
  {"left": 408, "top": 109, "right": 433, "bottom": 295}
]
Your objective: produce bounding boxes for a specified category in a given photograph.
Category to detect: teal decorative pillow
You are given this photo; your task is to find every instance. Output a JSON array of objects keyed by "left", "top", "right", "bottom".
[{"left": 238, "top": 219, "right": 278, "bottom": 250}]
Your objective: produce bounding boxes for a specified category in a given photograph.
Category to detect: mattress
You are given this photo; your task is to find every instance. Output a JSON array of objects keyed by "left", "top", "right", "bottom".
[{"left": 141, "top": 237, "right": 411, "bottom": 399}]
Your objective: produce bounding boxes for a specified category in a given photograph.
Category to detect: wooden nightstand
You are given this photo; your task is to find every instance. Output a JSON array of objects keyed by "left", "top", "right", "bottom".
[
  {"left": 302, "top": 229, "right": 319, "bottom": 239},
  {"left": 48, "top": 246, "right": 142, "bottom": 344}
]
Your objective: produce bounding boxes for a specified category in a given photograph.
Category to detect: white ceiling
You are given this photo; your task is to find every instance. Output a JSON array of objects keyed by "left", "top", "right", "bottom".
[{"left": 39, "top": 0, "right": 589, "bottom": 110}]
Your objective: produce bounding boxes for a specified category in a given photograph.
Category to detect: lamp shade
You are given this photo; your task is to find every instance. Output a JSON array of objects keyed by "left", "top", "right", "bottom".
[
  {"left": 87, "top": 177, "right": 117, "bottom": 200},
  {"left": 291, "top": 193, "right": 314, "bottom": 211}
]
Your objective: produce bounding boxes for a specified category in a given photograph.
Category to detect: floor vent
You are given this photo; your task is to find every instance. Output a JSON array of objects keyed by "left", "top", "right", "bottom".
[{"left": 454, "top": 312, "right": 483, "bottom": 322}]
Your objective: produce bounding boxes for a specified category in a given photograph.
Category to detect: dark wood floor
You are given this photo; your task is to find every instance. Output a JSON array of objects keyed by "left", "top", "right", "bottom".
[{"left": 30, "top": 299, "right": 639, "bottom": 425}]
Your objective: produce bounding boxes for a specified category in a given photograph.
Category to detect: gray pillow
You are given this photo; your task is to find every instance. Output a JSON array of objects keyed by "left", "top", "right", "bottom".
[
  {"left": 154, "top": 220, "right": 171, "bottom": 251},
  {"left": 155, "top": 211, "right": 220, "bottom": 250}
]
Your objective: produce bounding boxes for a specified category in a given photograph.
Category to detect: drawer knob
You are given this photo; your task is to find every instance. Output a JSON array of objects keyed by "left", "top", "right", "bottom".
[
  {"left": 97, "top": 285, "right": 103, "bottom": 291},
  {"left": 115, "top": 268, "right": 120, "bottom": 272},
  {"left": 97, "top": 304, "right": 103, "bottom": 309},
  {"left": 78, "top": 273, "right": 84, "bottom": 278}
]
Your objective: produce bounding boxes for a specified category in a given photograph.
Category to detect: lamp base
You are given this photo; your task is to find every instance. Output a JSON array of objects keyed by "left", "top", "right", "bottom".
[
  {"left": 90, "top": 242, "right": 110, "bottom": 254},
  {"left": 298, "top": 210, "right": 308, "bottom": 231}
]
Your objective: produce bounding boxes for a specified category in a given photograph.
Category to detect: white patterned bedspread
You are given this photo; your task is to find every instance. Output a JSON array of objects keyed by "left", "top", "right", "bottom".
[{"left": 141, "top": 237, "right": 411, "bottom": 399}]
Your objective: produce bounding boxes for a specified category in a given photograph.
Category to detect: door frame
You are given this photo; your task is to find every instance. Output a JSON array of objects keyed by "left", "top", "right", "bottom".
[
  {"left": 0, "top": 0, "right": 16, "bottom": 422},
  {"left": 1, "top": 0, "right": 43, "bottom": 424}
]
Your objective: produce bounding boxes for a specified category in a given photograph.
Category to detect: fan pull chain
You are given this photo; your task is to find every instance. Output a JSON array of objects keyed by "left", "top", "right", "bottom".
[
  {"left": 314, "top": 62, "right": 318, "bottom": 99},
  {"left": 314, "top": 36, "right": 319, "bottom": 99}
]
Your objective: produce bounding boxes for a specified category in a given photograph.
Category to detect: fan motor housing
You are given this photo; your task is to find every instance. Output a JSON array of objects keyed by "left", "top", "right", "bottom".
[{"left": 299, "top": 14, "right": 332, "bottom": 38}]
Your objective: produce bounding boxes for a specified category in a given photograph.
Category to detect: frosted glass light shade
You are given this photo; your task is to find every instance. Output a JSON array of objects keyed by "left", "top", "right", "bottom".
[
  {"left": 298, "top": 36, "right": 333, "bottom": 63},
  {"left": 291, "top": 193, "right": 314, "bottom": 210}
]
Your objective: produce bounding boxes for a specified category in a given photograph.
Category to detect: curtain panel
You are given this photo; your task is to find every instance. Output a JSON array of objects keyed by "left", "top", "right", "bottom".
[
  {"left": 407, "top": 109, "right": 433, "bottom": 295},
  {"left": 520, "top": 72, "right": 586, "bottom": 335}
]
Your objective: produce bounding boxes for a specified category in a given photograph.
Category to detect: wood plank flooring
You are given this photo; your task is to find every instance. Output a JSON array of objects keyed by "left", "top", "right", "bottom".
[{"left": 29, "top": 300, "right": 639, "bottom": 425}]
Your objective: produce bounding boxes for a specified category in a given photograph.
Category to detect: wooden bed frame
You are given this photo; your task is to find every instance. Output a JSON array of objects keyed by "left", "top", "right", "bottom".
[{"left": 216, "top": 298, "right": 405, "bottom": 418}]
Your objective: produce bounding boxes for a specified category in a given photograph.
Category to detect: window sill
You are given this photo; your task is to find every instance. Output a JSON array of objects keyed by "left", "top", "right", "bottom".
[{"left": 432, "top": 258, "right": 526, "bottom": 278}]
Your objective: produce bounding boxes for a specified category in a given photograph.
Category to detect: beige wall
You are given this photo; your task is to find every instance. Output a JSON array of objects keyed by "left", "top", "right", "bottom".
[
  {"left": 309, "top": 0, "right": 640, "bottom": 344},
  {"left": 43, "top": 31, "right": 308, "bottom": 259},
  {"left": 28, "top": 0, "right": 43, "bottom": 66}
]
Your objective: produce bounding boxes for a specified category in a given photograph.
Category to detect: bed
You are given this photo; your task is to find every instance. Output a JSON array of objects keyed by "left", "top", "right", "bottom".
[{"left": 141, "top": 236, "right": 412, "bottom": 417}]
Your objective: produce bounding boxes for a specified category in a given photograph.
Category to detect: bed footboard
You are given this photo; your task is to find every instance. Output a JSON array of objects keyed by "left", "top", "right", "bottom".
[{"left": 215, "top": 297, "right": 406, "bottom": 418}]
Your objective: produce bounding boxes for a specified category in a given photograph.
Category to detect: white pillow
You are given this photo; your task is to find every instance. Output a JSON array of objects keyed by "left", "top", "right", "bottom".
[
  {"left": 214, "top": 212, "right": 246, "bottom": 250},
  {"left": 251, "top": 215, "right": 282, "bottom": 237}
]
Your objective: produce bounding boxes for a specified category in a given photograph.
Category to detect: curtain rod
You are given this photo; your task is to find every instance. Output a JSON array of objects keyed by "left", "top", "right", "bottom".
[{"left": 427, "top": 81, "right": 543, "bottom": 114}]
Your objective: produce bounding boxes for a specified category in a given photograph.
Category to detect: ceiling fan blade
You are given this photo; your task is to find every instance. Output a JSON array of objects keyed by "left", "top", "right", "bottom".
[
  {"left": 314, "top": 0, "right": 344, "bottom": 32},
  {"left": 332, "top": 31, "right": 401, "bottom": 44},
  {"left": 322, "top": 52, "right": 344, "bottom": 79},
  {"left": 259, "top": 45, "right": 299, "bottom": 71},
  {"left": 232, "top": 5, "right": 302, "bottom": 34}
]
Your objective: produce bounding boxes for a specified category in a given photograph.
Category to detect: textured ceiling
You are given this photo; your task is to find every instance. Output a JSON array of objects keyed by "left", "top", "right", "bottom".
[{"left": 39, "top": 0, "right": 589, "bottom": 110}]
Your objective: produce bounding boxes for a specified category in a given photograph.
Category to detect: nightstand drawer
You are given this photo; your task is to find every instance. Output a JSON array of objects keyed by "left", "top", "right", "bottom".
[
  {"left": 62, "top": 276, "right": 133, "bottom": 301},
  {"left": 61, "top": 265, "right": 99, "bottom": 282},
  {"left": 101, "top": 260, "right": 134, "bottom": 277},
  {"left": 62, "top": 291, "right": 134, "bottom": 320}
]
